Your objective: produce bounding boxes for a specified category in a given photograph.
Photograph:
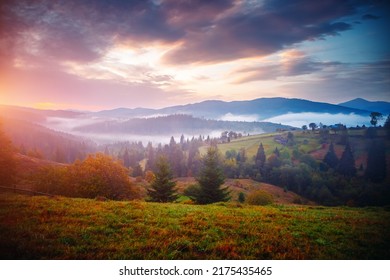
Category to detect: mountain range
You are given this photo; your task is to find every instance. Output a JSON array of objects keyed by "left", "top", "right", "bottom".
[
  {"left": 338, "top": 98, "right": 390, "bottom": 115},
  {"left": 1, "top": 97, "right": 389, "bottom": 145},
  {"left": 92, "top": 97, "right": 385, "bottom": 120}
]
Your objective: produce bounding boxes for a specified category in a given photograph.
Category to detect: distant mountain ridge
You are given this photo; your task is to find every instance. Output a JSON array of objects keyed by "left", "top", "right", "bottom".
[
  {"left": 338, "top": 98, "right": 390, "bottom": 115},
  {"left": 93, "top": 97, "right": 374, "bottom": 120}
]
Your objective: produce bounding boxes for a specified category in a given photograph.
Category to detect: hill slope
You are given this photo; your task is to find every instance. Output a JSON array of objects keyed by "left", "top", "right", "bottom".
[{"left": 1, "top": 192, "right": 389, "bottom": 259}]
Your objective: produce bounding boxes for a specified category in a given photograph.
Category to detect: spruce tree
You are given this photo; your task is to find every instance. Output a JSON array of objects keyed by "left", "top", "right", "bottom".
[
  {"left": 337, "top": 142, "right": 356, "bottom": 177},
  {"left": 195, "top": 146, "right": 230, "bottom": 204},
  {"left": 323, "top": 142, "right": 339, "bottom": 169},
  {"left": 147, "top": 156, "right": 178, "bottom": 202},
  {"left": 255, "top": 143, "right": 266, "bottom": 169},
  {"left": 123, "top": 148, "right": 131, "bottom": 168}
]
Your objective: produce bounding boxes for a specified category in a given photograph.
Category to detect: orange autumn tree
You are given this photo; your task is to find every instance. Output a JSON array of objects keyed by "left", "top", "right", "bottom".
[{"left": 35, "top": 153, "right": 138, "bottom": 200}]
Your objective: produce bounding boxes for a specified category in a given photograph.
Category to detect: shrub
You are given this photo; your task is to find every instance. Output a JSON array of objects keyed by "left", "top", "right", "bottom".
[
  {"left": 238, "top": 192, "right": 245, "bottom": 203},
  {"left": 246, "top": 190, "right": 274, "bottom": 206}
]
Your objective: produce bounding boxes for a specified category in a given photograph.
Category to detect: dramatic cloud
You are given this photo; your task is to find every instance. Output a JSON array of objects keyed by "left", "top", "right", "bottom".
[
  {"left": 0, "top": 0, "right": 182, "bottom": 65},
  {"left": 0, "top": 0, "right": 371, "bottom": 67},
  {"left": 1, "top": 0, "right": 388, "bottom": 110},
  {"left": 163, "top": 0, "right": 356, "bottom": 64},
  {"left": 233, "top": 51, "right": 343, "bottom": 83}
]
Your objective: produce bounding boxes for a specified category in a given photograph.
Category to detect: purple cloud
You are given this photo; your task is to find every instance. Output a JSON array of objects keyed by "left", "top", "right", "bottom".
[
  {"left": 0, "top": 0, "right": 375, "bottom": 67},
  {"left": 163, "top": 0, "right": 357, "bottom": 64}
]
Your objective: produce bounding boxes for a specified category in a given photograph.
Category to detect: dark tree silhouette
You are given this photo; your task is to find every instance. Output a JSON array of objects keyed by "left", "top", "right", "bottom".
[
  {"left": 147, "top": 156, "right": 178, "bottom": 202},
  {"left": 370, "top": 112, "right": 383, "bottom": 127},
  {"left": 255, "top": 143, "right": 266, "bottom": 171},
  {"left": 195, "top": 146, "right": 230, "bottom": 204},
  {"left": 337, "top": 142, "right": 356, "bottom": 177},
  {"left": 323, "top": 142, "right": 339, "bottom": 169},
  {"left": 309, "top": 123, "right": 317, "bottom": 131}
]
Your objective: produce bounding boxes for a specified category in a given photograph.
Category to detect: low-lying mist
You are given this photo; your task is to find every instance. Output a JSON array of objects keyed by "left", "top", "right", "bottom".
[
  {"left": 42, "top": 112, "right": 380, "bottom": 146},
  {"left": 263, "top": 112, "right": 375, "bottom": 128}
]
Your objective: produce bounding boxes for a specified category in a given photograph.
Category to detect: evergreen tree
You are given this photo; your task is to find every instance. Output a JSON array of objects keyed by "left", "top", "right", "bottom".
[
  {"left": 365, "top": 139, "right": 386, "bottom": 182},
  {"left": 187, "top": 141, "right": 201, "bottom": 176},
  {"left": 180, "top": 134, "right": 185, "bottom": 148},
  {"left": 122, "top": 148, "right": 130, "bottom": 168},
  {"left": 337, "top": 142, "right": 356, "bottom": 177},
  {"left": 255, "top": 143, "right": 266, "bottom": 169},
  {"left": 323, "top": 142, "right": 339, "bottom": 169},
  {"left": 195, "top": 146, "right": 230, "bottom": 204},
  {"left": 145, "top": 142, "right": 156, "bottom": 171},
  {"left": 147, "top": 156, "right": 178, "bottom": 202}
]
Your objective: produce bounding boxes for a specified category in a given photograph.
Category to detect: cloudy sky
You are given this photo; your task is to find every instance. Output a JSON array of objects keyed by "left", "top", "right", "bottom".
[{"left": 0, "top": 0, "right": 389, "bottom": 110}]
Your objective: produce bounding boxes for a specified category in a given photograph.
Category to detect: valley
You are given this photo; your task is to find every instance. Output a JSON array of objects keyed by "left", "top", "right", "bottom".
[{"left": 1, "top": 96, "right": 390, "bottom": 260}]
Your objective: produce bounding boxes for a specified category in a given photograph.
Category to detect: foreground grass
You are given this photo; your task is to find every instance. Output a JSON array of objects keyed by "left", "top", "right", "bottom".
[{"left": 0, "top": 192, "right": 389, "bottom": 259}]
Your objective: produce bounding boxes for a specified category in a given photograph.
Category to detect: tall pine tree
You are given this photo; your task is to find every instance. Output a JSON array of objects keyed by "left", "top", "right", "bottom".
[
  {"left": 195, "top": 146, "right": 230, "bottom": 204},
  {"left": 337, "top": 142, "right": 356, "bottom": 177},
  {"left": 323, "top": 142, "right": 339, "bottom": 169},
  {"left": 255, "top": 143, "right": 266, "bottom": 169},
  {"left": 147, "top": 156, "right": 178, "bottom": 202}
]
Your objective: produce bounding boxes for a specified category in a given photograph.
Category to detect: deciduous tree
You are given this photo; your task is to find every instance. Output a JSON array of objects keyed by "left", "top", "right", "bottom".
[{"left": 370, "top": 112, "right": 383, "bottom": 127}]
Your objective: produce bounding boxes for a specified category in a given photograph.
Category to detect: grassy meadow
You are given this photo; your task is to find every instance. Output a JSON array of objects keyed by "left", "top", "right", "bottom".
[{"left": 1, "top": 191, "right": 389, "bottom": 260}]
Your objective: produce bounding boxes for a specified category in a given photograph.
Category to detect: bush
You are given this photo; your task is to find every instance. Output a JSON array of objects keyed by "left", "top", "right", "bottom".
[{"left": 246, "top": 190, "right": 274, "bottom": 206}]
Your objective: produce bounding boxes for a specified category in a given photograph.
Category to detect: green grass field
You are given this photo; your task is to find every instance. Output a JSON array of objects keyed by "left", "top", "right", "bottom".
[{"left": 1, "top": 192, "right": 389, "bottom": 260}]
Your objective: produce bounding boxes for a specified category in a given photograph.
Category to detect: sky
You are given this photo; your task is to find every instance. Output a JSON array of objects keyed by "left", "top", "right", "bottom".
[{"left": 0, "top": 0, "right": 389, "bottom": 111}]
